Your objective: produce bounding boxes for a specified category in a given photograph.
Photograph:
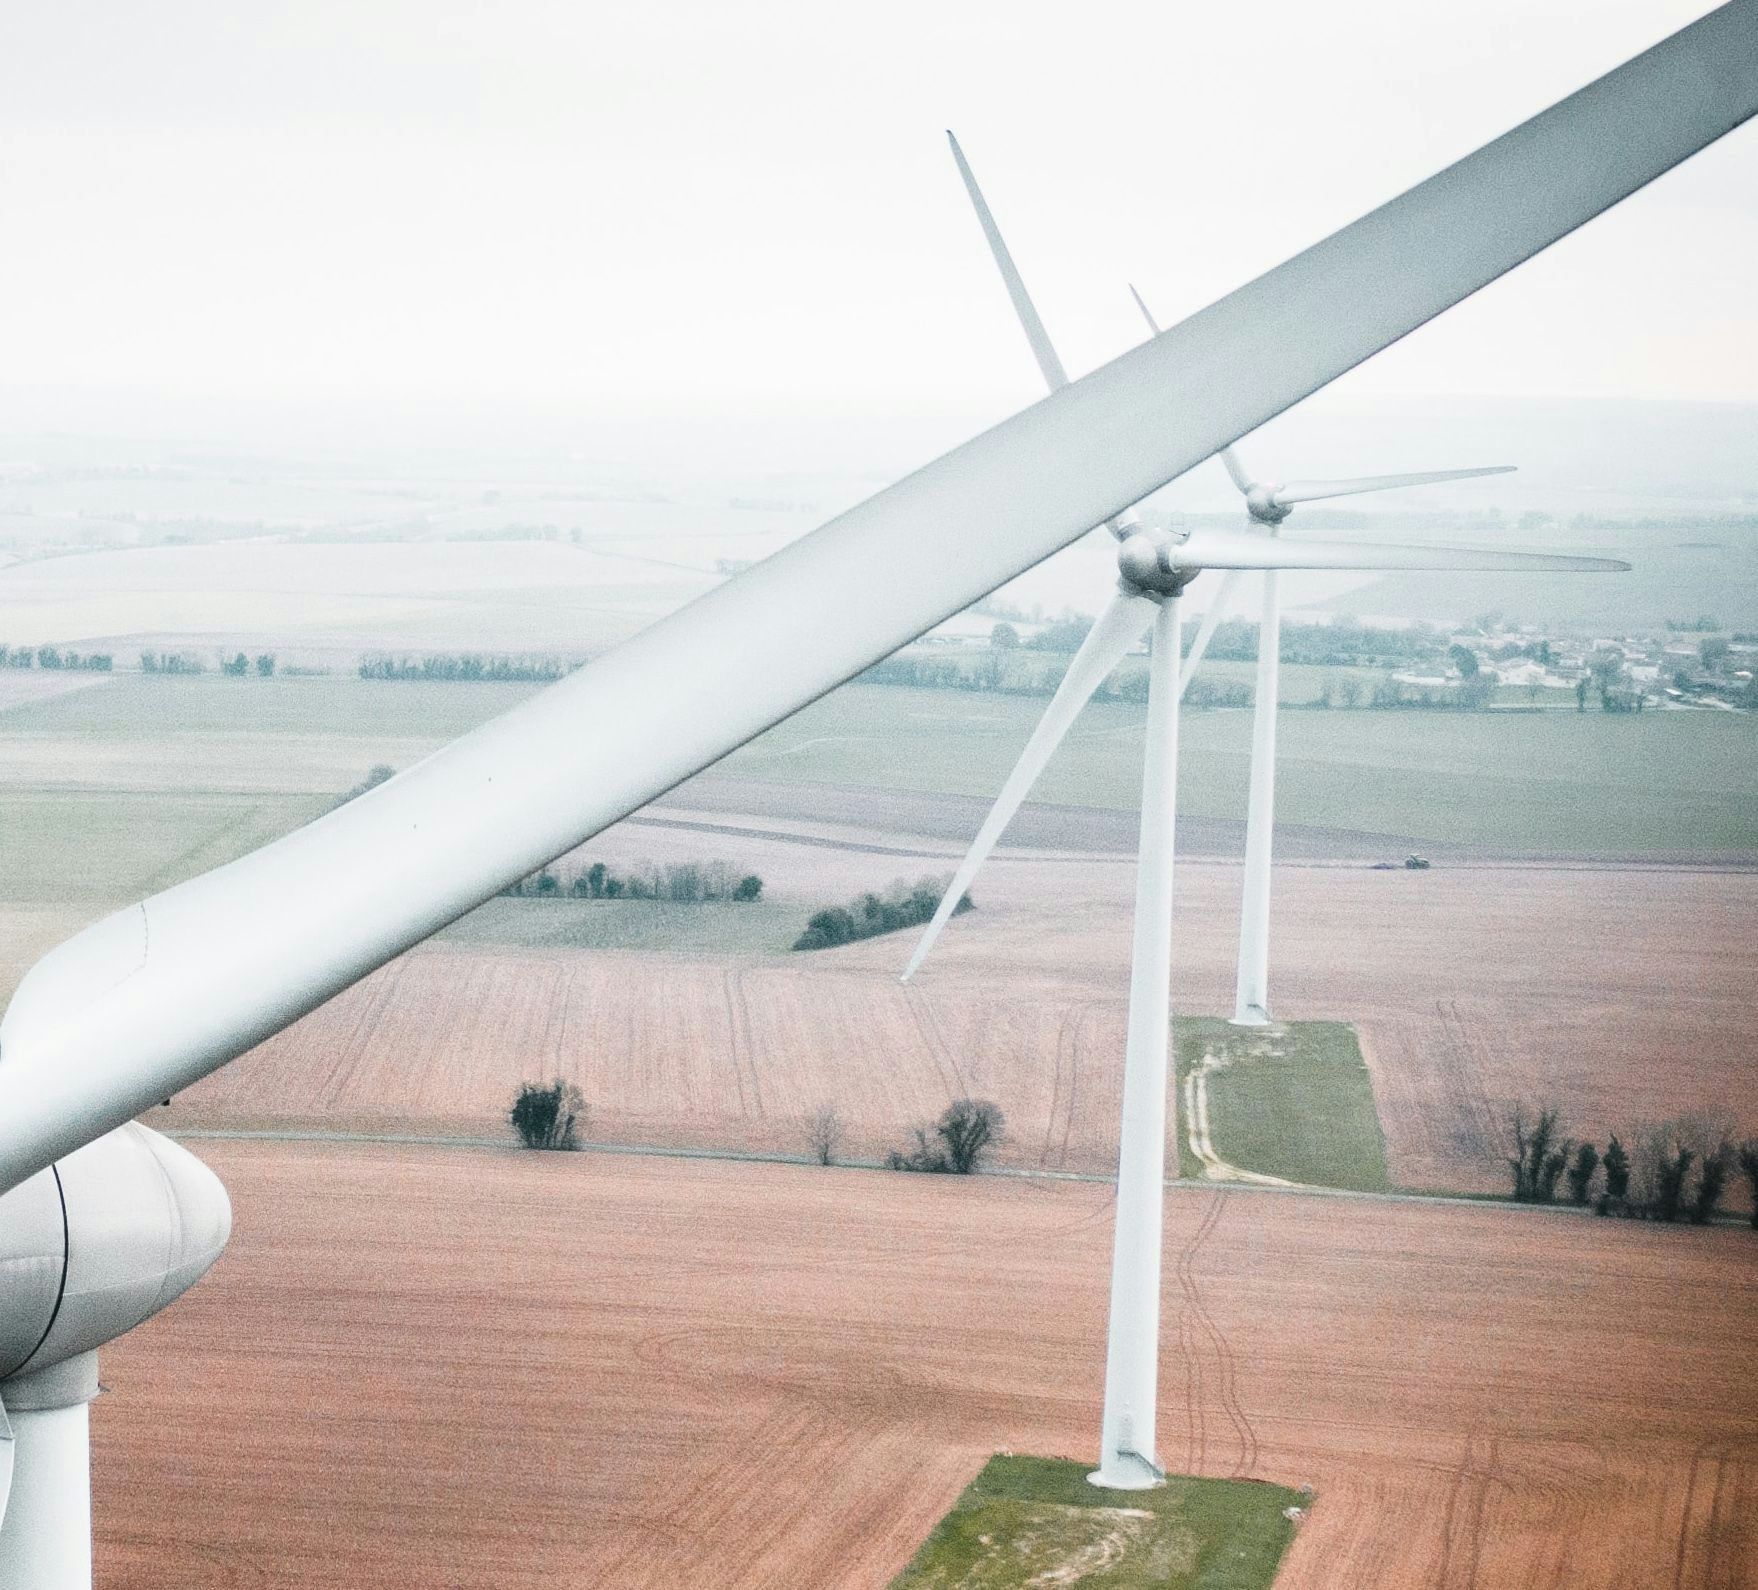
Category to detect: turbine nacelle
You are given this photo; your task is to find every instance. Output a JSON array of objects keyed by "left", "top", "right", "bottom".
[{"left": 0, "top": 1124, "right": 231, "bottom": 1389}]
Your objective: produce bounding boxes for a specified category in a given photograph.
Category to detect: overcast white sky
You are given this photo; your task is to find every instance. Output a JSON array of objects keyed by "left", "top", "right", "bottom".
[{"left": 2, "top": 0, "right": 1755, "bottom": 436}]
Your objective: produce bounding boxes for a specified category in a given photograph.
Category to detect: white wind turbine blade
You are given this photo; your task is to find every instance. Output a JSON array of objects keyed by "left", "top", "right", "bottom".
[
  {"left": 3, "top": 1, "right": 1754, "bottom": 1196},
  {"left": 1131, "top": 282, "right": 1253, "bottom": 492},
  {"left": 1272, "top": 465, "right": 1515, "bottom": 505},
  {"left": 1163, "top": 530, "right": 1629, "bottom": 574},
  {"left": 950, "top": 131, "right": 1069, "bottom": 391},
  {"left": 901, "top": 590, "right": 1158, "bottom": 981},
  {"left": 1177, "top": 569, "right": 1244, "bottom": 696},
  {"left": 953, "top": 132, "right": 1141, "bottom": 539}
]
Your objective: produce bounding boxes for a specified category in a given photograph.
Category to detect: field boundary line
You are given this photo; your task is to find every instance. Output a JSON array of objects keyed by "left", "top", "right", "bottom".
[{"left": 160, "top": 1127, "right": 1705, "bottom": 1223}]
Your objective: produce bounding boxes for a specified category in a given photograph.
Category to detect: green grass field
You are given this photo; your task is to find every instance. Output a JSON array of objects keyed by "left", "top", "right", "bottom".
[
  {"left": 1174, "top": 1019, "right": 1390, "bottom": 1194},
  {"left": 0, "top": 672, "right": 530, "bottom": 742},
  {"left": 889, "top": 1455, "right": 1302, "bottom": 1590},
  {"left": 2, "top": 672, "right": 1753, "bottom": 959},
  {"left": 0, "top": 789, "right": 326, "bottom": 906},
  {"left": 719, "top": 683, "right": 1756, "bottom": 855}
]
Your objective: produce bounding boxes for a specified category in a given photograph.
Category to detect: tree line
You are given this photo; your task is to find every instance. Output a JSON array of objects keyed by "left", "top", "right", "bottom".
[
  {"left": 793, "top": 876, "right": 971, "bottom": 951},
  {"left": 503, "top": 858, "right": 763, "bottom": 903},
  {"left": 858, "top": 652, "right": 1253, "bottom": 709},
  {"left": 1505, "top": 1106, "right": 1758, "bottom": 1227},
  {"left": 358, "top": 651, "right": 583, "bottom": 683},
  {"left": 1, "top": 645, "right": 113, "bottom": 671}
]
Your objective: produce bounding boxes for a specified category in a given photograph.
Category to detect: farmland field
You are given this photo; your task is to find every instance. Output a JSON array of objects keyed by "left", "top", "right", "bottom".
[
  {"left": 719, "top": 684, "right": 1758, "bottom": 858},
  {"left": 94, "top": 1141, "right": 1758, "bottom": 1588},
  {"left": 3, "top": 665, "right": 1753, "bottom": 1199},
  {"left": 166, "top": 858, "right": 1757, "bottom": 1200}
]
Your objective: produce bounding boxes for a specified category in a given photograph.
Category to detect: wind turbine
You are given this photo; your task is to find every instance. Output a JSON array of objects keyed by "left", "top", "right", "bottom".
[
  {"left": 1125, "top": 287, "right": 1513, "bottom": 1025},
  {"left": 905, "top": 134, "right": 1623, "bottom": 1490},
  {"left": 2, "top": 6, "right": 1754, "bottom": 1577}
]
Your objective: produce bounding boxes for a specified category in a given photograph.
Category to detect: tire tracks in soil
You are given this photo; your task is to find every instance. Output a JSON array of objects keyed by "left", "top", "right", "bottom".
[
  {"left": 1435, "top": 1426, "right": 1508, "bottom": 1589},
  {"left": 721, "top": 967, "right": 765, "bottom": 1119},
  {"left": 1175, "top": 1188, "right": 1257, "bottom": 1478},
  {"left": 904, "top": 985, "right": 965, "bottom": 1101}
]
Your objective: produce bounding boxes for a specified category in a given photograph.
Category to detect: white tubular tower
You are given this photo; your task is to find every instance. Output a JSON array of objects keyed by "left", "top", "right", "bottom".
[
  {"left": 1093, "top": 594, "right": 1183, "bottom": 1490},
  {"left": 1233, "top": 568, "right": 1282, "bottom": 1026},
  {"left": 0, "top": 1358, "right": 97, "bottom": 1590}
]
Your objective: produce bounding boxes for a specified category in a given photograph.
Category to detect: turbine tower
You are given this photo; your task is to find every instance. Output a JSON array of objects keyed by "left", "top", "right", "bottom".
[
  {"left": 1126, "top": 288, "right": 1512, "bottom": 1026},
  {"left": 1, "top": 8, "right": 1752, "bottom": 1575},
  {"left": 908, "top": 133, "right": 1625, "bottom": 1489}
]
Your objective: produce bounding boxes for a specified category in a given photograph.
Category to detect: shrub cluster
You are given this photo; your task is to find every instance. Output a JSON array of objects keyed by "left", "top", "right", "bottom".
[
  {"left": 1205, "top": 616, "right": 1446, "bottom": 668},
  {"left": 1368, "top": 677, "right": 1495, "bottom": 711},
  {"left": 1504, "top": 1106, "right": 1757, "bottom": 1227},
  {"left": 140, "top": 650, "right": 205, "bottom": 675},
  {"left": 217, "top": 651, "right": 277, "bottom": 677},
  {"left": 793, "top": 876, "right": 970, "bottom": 951},
  {"left": 504, "top": 859, "right": 762, "bottom": 903},
  {"left": 509, "top": 1079, "right": 586, "bottom": 1150},
  {"left": 330, "top": 764, "right": 398, "bottom": 809},
  {"left": 886, "top": 1099, "right": 1005, "bottom": 1174}
]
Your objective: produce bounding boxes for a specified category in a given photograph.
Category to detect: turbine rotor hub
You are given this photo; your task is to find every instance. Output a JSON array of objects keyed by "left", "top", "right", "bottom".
[
  {"left": 1116, "top": 531, "right": 1195, "bottom": 598},
  {"left": 1244, "top": 486, "right": 1292, "bottom": 526}
]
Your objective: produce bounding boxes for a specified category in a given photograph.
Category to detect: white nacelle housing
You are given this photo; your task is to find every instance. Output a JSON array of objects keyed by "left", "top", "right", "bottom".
[{"left": 0, "top": 1124, "right": 230, "bottom": 1384}]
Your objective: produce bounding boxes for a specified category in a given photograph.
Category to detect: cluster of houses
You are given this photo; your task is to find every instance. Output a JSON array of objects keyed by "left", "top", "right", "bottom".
[{"left": 1420, "top": 623, "right": 1757, "bottom": 711}]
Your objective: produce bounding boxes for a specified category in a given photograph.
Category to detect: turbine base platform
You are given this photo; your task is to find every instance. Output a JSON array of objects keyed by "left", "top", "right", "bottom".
[
  {"left": 1230, "top": 1005, "right": 1274, "bottom": 1029},
  {"left": 1087, "top": 1450, "right": 1166, "bottom": 1491}
]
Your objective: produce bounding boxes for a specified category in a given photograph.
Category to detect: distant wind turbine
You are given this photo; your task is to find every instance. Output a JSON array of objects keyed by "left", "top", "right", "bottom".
[
  {"left": 1127, "top": 285, "right": 1512, "bottom": 1025},
  {"left": 907, "top": 131, "right": 1624, "bottom": 1489}
]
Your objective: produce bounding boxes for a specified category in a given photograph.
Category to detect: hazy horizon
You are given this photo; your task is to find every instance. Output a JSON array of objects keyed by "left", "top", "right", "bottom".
[{"left": 3, "top": 1, "right": 1755, "bottom": 421}]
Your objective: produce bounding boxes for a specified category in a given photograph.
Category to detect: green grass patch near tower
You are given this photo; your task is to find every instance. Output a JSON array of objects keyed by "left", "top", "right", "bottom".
[
  {"left": 1173, "top": 1019, "right": 1390, "bottom": 1193},
  {"left": 889, "top": 1455, "right": 1305, "bottom": 1589}
]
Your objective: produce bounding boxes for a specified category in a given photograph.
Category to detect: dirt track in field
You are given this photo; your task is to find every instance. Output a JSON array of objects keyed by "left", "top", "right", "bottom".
[
  {"left": 96, "top": 1142, "right": 1758, "bottom": 1589},
  {"left": 178, "top": 842, "right": 1758, "bottom": 1193}
]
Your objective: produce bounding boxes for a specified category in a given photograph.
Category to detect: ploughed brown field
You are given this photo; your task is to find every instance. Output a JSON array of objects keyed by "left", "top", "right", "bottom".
[
  {"left": 97, "top": 1141, "right": 1758, "bottom": 1589},
  {"left": 177, "top": 838, "right": 1758, "bottom": 1193}
]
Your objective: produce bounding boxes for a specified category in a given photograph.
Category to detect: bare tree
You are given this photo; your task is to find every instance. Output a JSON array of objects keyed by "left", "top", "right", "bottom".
[
  {"left": 1739, "top": 1141, "right": 1758, "bottom": 1230},
  {"left": 938, "top": 1098, "right": 1005, "bottom": 1175},
  {"left": 1565, "top": 1142, "right": 1600, "bottom": 1206},
  {"left": 803, "top": 1104, "right": 845, "bottom": 1167},
  {"left": 1601, "top": 1135, "right": 1630, "bottom": 1212},
  {"left": 1633, "top": 1116, "right": 1735, "bottom": 1220},
  {"left": 1505, "top": 1106, "right": 1565, "bottom": 1203},
  {"left": 885, "top": 1099, "right": 1006, "bottom": 1175},
  {"left": 1690, "top": 1143, "right": 1732, "bottom": 1225}
]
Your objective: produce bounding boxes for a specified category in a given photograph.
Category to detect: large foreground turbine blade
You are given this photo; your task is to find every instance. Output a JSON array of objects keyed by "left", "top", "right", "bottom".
[
  {"left": 4, "top": 2, "right": 1754, "bottom": 1195},
  {"left": 953, "top": 133, "right": 1142, "bottom": 540},
  {"left": 1130, "top": 283, "right": 1253, "bottom": 492},
  {"left": 1163, "top": 530, "right": 1628, "bottom": 574},
  {"left": 1272, "top": 465, "right": 1515, "bottom": 505},
  {"left": 901, "top": 590, "right": 1158, "bottom": 981}
]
